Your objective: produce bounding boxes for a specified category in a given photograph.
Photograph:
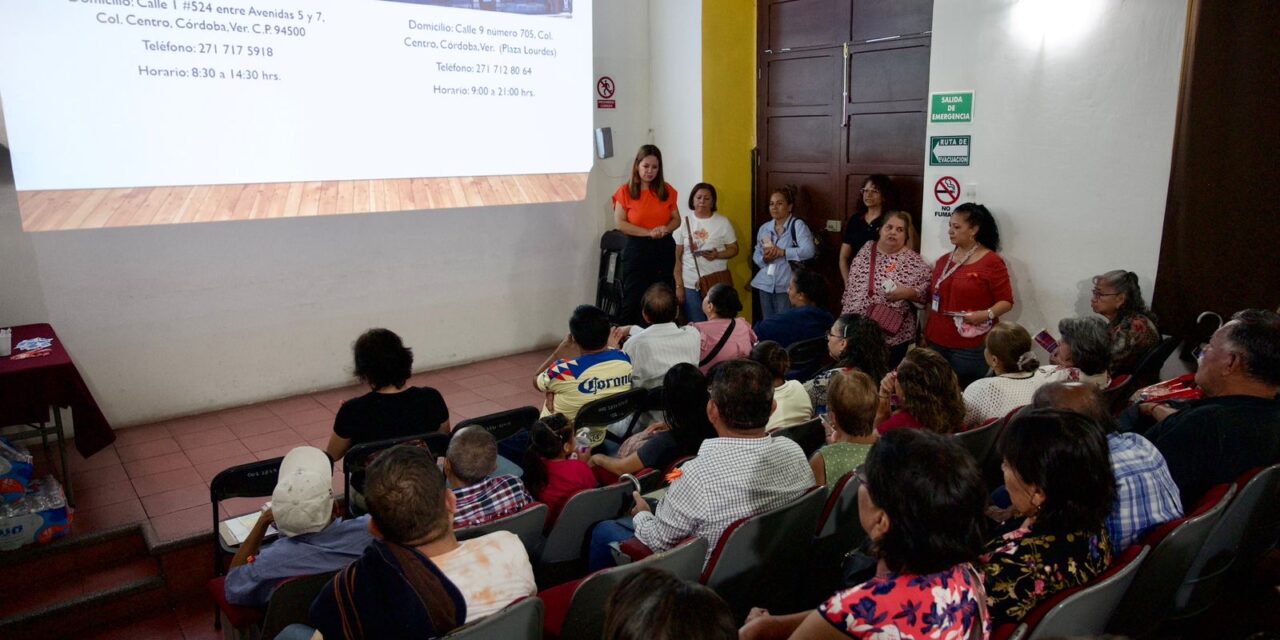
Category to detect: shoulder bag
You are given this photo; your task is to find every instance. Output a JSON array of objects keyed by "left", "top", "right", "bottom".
[{"left": 866, "top": 244, "right": 906, "bottom": 335}]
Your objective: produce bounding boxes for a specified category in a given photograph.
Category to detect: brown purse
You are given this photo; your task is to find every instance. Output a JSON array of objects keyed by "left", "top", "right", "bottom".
[{"left": 866, "top": 244, "right": 906, "bottom": 335}]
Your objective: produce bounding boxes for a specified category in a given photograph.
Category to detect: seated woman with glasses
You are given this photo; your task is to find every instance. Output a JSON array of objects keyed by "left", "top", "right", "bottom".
[
  {"left": 809, "top": 369, "right": 878, "bottom": 487},
  {"left": 805, "top": 314, "right": 890, "bottom": 414},
  {"left": 1090, "top": 270, "right": 1160, "bottom": 376},
  {"left": 740, "top": 429, "right": 991, "bottom": 640},
  {"left": 981, "top": 408, "right": 1115, "bottom": 626}
]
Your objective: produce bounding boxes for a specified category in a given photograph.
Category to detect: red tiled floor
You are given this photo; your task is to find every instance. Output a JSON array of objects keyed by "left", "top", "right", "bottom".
[
  {"left": 452, "top": 400, "right": 504, "bottom": 420},
  {"left": 280, "top": 406, "right": 334, "bottom": 427},
  {"left": 76, "top": 497, "right": 148, "bottom": 534},
  {"left": 226, "top": 415, "right": 290, "bottom": 438},
  {"left": 183, "top": 439, "right": 252, "bottom": 465},
  {"left": 292, "top": 418, "right": 335, "bottom": 441},
  {"left": 263, "top": 394, "right": 324, "bottom": 417},
  {"left": 68, "top": 446, "right": 121, "bottom": 472},
  {"left": 80, "top": 557, "right": 158, "bottom": 593},
  {"left": 0, "top": 578, "right": 84, "bottom": 618},
  {"left": 256, "top": 444, "right": 302, "bottom": 461},
  {"left": 163, "top": 413, "right": 227, "bottom": 434},
  {"left": 240, "top": 427, "right": 305, "bottom": 453},
  {"left": 173, "top": 425, "right": 238, "bottom": 450},
  {"left": 215, "top": 404, "right": 276, "bottom": 426},
  {"left": 442, "top": 388, "right": 485, "bottom": 406},
  {"left": 472, "top": 380, "right": 526, "bottom": 400},
  {"left": 75, "top": 478, "right": 141, "bottom": 510},
  {"left": 455, "top": 373, "right": 503, "bottom": 388},
  {"left": 194, "top": 452, "right": 258, "bottom": 483},
  {"left": 148, "top": 503, "right": 214, "bottom": 543},
  {"left": 131, "top": 467, "right": 204, "bottom": 498},
  {"left": 111, "top": 423, "right": 172, "bottom": 448},
  {"left": 124, "top": 451, "right": 194, "bottom": 479},
  {"left": 73, "top": 462, "right": 129, "bottom": 487},
  {"left": 141, "top": 484, "right": 210, "bottom": 518},
  {"left": 116, "top": 437, "right": 183, "bottom": 463}
]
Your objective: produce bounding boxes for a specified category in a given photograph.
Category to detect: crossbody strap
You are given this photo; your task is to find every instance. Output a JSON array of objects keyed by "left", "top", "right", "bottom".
[{"left": 700, "top": 319, "right": 736, "bottom": 367}]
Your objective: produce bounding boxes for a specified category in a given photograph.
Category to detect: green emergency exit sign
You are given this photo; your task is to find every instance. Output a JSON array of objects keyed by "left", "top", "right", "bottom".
[{"left": 931, "top": 92, "right": 973, "bottom": 123}]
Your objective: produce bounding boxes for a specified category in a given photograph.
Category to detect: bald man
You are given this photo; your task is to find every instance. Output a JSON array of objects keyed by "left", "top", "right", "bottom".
[{"left": 1031, "top": 382, "right": 1182, "bottom": 548}]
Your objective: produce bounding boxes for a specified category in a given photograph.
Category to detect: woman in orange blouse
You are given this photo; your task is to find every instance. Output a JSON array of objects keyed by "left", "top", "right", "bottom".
[{"left": 613, "top": 145, "right": 681, "bottom": 324}]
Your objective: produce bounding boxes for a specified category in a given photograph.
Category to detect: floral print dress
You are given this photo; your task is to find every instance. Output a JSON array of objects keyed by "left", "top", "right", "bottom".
[
  {"left": 1109, "top": 312, "right": 1159, "bottom": 375},
  {"left": 979, "top": 523, "right": 1112, "bottom": 625},
  {"left": 818, "top": 563, "right": 990, "bottom": 639}
]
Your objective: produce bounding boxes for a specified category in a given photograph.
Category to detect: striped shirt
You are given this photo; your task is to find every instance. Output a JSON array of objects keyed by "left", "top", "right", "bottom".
[
  {"left": 1106, "top": 432, "right": 1183, "bottom": 549},
  {"left": 622, "top": 322, "right": 700, "bottom": 389}
]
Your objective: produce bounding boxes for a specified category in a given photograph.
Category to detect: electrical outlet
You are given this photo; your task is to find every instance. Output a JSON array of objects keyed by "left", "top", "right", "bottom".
[
  {"left": 965, "top": 183, "right": 978, "bottom": 200},
  {"left": 825, "top": 219, "right": 842, "bottom": 232}
]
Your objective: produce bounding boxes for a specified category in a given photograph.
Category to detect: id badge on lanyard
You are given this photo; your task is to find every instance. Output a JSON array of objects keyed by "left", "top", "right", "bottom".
[{"left": 931, "top": 292, "right": 941, "bottom": 312}]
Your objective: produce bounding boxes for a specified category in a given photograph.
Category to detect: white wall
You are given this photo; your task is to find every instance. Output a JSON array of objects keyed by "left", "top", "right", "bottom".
[
  {"left": 649, "top": 0, "right": 703, "bottom": 205},
  {"left": 921, "top": 0, "right": 1187, "bottom": 351},
  {"left": 0, "top": 0, "right": 655, "bottom": 427}
]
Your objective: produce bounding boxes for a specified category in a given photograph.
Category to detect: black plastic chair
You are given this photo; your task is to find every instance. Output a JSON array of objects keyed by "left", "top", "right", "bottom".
[
  {"left": 574, "top": 388, "right": 648, "bottom": 447},
  {"left": 457, "top": 502, "right": 549, "bottom": 563},
  {"left": 444, "top": 596, "right": 544, "bottom": 639},
  {"left": 1131, "top": 335, "right": 1179, "bottom": 388},
  {"left": 208, "top": 456, "right": 285, "bottom": 630},
  {"left": 785, "top": 336, "right": 829, "bottom": 382},
  {"left": 260, "top": 572, "right": 335, "bottom": 640},
  {"left": 597, "top": 230, "right": 627, "bottom": 323},
  {"left": 343, "top": 432, "right": 450, "bottom": 516},
  {"left": 954, "top": 417, "right": 1002, "bottom": 466},
  {"left": 770, "top": 417, "right": 825, "bottom": 457},
  {"left": 806, "top": 471, "right": 865, "bottom": 604},
  {"left": 455, "top": 406, "right": 539, "bottom": 443}
]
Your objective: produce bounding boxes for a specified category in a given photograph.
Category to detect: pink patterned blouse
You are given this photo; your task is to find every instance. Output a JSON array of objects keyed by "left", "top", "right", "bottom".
[{"left": 841, "top": 242, "right": 931, "bottom": 346}]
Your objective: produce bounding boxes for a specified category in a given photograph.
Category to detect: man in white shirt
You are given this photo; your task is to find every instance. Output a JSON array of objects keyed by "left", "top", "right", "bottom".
[
  {"left": 613, "top": 283, "right": 700, "bottom": 389},
  {"left": 588, "top": 359, "right": 816, "bottom": 570}
]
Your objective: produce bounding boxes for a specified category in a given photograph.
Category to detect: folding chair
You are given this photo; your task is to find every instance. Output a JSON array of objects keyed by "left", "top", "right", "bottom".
[
  {"left": 444, "top": 596, "right": 544, "bottom": 640},
  {"left": 1106, "top": 482, "right": 1236, "bottom": 637},
  {"left": 540, "top": 537, "right": 709, "bottom": 640},
  {"left": 1102, "top": 373, "right": 1135, "bottom": 415},
  {"left": 596, "top": 230, "right": 627, "bottom": 323},
  {"left": 259, "top": 572, "right": 335, "bottom": 640},
  {"left": 342, "top": 431, "right": 450, "bottom": 516},
  {"left": 207, "top": 456, "right": 285, "bottom": 631},
  {"left": 785, "top": 336, "right": 829, "bottom": 382},
  {"left": 770, "top": 417, "right": 825, "bottom": 457},
  {"left": 455, "top": 406, "right": 539, "bottom": 443},
  {"left": 1003, "top": 544, "right": 1150, "bottom": 640},
  {"left": 457, "top": 502, "right": 549, "bottom": 563},
  {"left": 574, "top": 388, "right": 648, "bottom": 447},
  {"left": 1131, "top": 335, "right": 1179, "bottom": 388},
  {"left": 538, "top": 470, "right": 655, "bottom": 584},
  {"left": 954, "top": 417, "right": 1001, "bottom": 466},
  {"left": 701, "top": 486, "right": 827, "bottom": 621},
  {"left": 806, "top": 471, "right": 865, "bottom": 604}
]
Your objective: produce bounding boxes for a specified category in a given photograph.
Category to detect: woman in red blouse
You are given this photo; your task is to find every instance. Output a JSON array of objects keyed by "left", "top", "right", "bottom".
[
  {"left": 922, "top": 203, "right": 1014, "bottom": 386},
  {"left": 613, "top": 145, "right": 681, "bottom": 324}
]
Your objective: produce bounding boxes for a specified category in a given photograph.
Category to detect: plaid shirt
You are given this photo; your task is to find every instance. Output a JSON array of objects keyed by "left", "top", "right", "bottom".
[
  {"left": 451, "top": 475, "right": 533, "bottom": 529},
  {"left": 633, "top": 435, "right": 815, "bottom": 564},
  {"left": 1106, "top": 432, "right": 1183, "bottom": 549}
]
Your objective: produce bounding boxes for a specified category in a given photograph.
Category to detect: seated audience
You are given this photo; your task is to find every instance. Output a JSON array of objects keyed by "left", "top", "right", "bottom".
[
  {"left": 1091, "top": 269, "right": 1160, "bottom": 375},
  {"left": 588, "top": 360, "right": 815, "bottom": 571},
  {"left": 751, "top": 340, "right": 814, "bottom": 432},
  {"left": 613, "top": 283, "right": 700, "bottom": 389},
  {"left": 591, "top": 363, "right": 715, "bottom": 476},
  {"left": 874, "top": 348, "right": 966, "bottom": 435},
  {"left": 326, "top": 328, "right": 449, "bottom": 461},
  {"left": 809, "top": 370, "right": 877, "bottom": 487},
  {"left": 740, "top": 430, "right": 990, "bottom": 640},
  {"left": 754, "top": 266, "right": 835, "bottom": 348},
  {"left": 224, "top": 446, "right": 371, "bottom": 608},
  {"left": 1139, "top": 309, "right": 1280, "bottom": 505},
  {"left": 1048, "top": 316, "right": 1113, "bottom": 388},
  {"left": 308, "top": 448, "right": 468, "bottom": 639},
  {"left": 981, "top": 408, "right": 1115, "bottom": 626},
  {"left": 604, "top": 568, "right": 736, "bottom": 640},
  {"left": 692, "top": 283, "right": 758, "bottom": 373},
  {"left": 311, "top": 445, "right": 537, "bottom": 637},
  {"left": 521, "top": 414, "right": 598, "bottom": 523},
  {"left": 444, "top": 426, "right": 532, "bottom": 528},
  {"left": 805, "top": 314, "right": 891, "bottom": 412},
  {"left": 1031, "top": 382, "right": 1182, "bottom": 549},
  {"left": 962, "top": 322, "right": 1049, "bottom": 427},
  {"left": 534, "top": 304, "right": 634, "bottom": 422}
]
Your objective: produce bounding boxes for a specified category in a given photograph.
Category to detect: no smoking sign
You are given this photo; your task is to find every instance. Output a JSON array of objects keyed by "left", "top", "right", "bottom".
[{"left": 934, "top": 176, "right": 961, "bottom": 206}]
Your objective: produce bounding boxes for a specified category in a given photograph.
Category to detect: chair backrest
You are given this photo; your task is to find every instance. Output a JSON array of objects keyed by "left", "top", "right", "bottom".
[
  {"left": 1023, "top": 544, "right": 1151, "bottom": 640},
  {"left": 1106, "top": 482, "right": 1236, "bottom": 637},
  {"left": 574, "top": 388, "right": 648, "bottom": 429},
  {"left": 702, "top": 486, "right": 827, "bottom": 621},
  {"left": 457, "top": 503, "right": 549, "bottom": 563},
  {"left": 343, "top": 431, "right": 451, "bottom": 506},
  {"left": 444, "top": 596, "right": 543, "bottom": 639},
  {"left": 541, "top": 480, "right": 635, "bottom": 564},
  {"left": 1173, "top": 463, "right": 1280, "bottom": 618},
  {"left": 455, "top": 406, "right": 539, "bottom": 443},
  {"left": 259, "top": 572, "right": 334, "bottom": 640},
  {"left": 785, "top": 336, "right": 829, "bottom": 382},
  {"left": 1132, "top": 335, "right": 1179, "bottom": 387},
  {"left": 805, "top": 472, "right": 867, "bottom": 606},
  {"left": 210, "top": 456, "right": 286, "bottom": 570},
  {"left": 558, "top": 538, "right": 709, "bottom": 640},
  {"left": 954, "top": 417, "right": 1001, "bottom": 467},
  {"left": 770, "top": 418, "right": 825, "bottom": 457},
  {"left": 1103, "top": 373, "right": 1136, "bottom": 415},
  {"left": 816, "top": 470, "right": 861, "bottom": 539}
]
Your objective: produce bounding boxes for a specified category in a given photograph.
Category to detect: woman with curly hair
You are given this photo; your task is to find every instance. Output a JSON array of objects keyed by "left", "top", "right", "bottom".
[
  {"left": 1091, "top": 269, "right": 1160, "bottom": 375},
  {"left": 874, "top": 348, "right": 966, "bottom": 435},
  {"left": 804, "top": 314, "right": 890, "bottom": 413}
]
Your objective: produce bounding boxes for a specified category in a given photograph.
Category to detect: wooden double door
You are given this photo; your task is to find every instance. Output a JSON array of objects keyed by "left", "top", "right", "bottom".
[{"left": 755, "top": 0, "right": 933, "bottom": 310}]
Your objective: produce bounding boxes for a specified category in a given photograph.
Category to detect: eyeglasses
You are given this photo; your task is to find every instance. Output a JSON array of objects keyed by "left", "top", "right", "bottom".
[
  {"left": 860, "top": 188, "right": 880, "bottom": 194},
  {"left": 1090, "top": 290, "right": 1122, "bottom": 299}
]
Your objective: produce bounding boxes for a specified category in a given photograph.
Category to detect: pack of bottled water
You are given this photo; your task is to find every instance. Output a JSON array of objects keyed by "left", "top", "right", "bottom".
[{"left": 0, "top": 475, "right": 72, "bottom": 551}]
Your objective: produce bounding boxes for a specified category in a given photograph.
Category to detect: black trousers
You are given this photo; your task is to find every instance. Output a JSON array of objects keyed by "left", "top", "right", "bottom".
[{"left": 618, "top": 235, "right": 676, "bottom": 325}]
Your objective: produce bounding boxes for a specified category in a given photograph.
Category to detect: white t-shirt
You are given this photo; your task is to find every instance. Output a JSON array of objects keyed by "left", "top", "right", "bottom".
[
  {"left": 671, "top": 212, "right": 737, "bottom": 287},
  {"left": 430, "top": 531, "right": 536, "bottom": 620},
  {"left": 766, "top": 379, "right": 815, "bottom": 432}
]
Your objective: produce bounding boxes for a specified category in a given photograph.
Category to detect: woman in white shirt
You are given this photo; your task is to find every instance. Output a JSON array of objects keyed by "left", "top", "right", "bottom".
[
  {"left": 962, "top": 322, "right": 1053, "bottom": 428},
  {"left": 672, "top": 182, "right": 739, "bottom": 322},
  {"left": 750, "top": 340, "right": 814, "bottom": 432}
]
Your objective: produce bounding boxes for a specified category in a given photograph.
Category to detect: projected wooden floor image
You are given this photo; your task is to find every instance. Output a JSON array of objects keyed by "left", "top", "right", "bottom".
[{"left": 17, "top": 173, "right": 588, "bottom": 231}]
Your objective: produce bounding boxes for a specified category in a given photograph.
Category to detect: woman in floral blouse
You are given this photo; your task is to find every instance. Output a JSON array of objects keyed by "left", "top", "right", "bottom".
[
  {"left": 1091, "top": 270, "right": 1160, "bottom": 375},
  {"left": 981, "top": 408, "right": 1116, "bottom": 626},
  {"left": 840, "top": 211, "right": 932, "bottom": 366},
  {"left": 740, "top": 429, "right": 990, "bottom": 639}
]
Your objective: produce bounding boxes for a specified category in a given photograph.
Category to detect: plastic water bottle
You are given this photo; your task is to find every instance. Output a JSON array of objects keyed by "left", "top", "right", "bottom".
[{"left": 573, "top": 428, "right": 592, "bottom": 460}]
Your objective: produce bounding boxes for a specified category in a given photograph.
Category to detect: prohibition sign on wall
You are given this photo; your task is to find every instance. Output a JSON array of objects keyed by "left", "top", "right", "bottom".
[
  {"left": 934, "top": 176, "right": 961, "bottom": 206},
  {"left": 597, "top": 76, "right": 616, "bottom": 99}
]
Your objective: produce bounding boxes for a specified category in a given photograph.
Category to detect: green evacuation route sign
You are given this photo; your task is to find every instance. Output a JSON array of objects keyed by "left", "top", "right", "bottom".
[
  {"left": 929, "top": 136, "right": 971, "bottom": 166},
  {"left": 931, "top": 92, "right": 973, "bottom": 123}
]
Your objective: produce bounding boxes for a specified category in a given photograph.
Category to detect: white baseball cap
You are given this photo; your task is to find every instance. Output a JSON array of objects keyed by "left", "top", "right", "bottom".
[{"left": 272, "top": 446, "right": 334, "bottom": 537}]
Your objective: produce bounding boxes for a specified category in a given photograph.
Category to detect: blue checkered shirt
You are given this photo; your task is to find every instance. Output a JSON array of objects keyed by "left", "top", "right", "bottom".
[
  {"left": 1106, "top": 432, "right": 1184, "bottom": 549},
  {"left": 451, "top": 475, "right": 533, "bottom": 529}
]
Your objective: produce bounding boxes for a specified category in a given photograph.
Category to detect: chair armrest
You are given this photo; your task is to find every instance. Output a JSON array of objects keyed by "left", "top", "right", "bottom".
[{"left": 611, "top": 537, "right": 655, "bottom": 565}]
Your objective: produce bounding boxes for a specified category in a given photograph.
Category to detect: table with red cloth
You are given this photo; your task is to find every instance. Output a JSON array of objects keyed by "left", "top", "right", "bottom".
[{"left": 0, "top": 323, "right": 116, "bottom": 502}]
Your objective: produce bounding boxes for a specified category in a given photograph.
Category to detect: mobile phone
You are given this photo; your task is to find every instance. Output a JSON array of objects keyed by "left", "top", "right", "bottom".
[
  {"left": 1034, "top": 329, "right": 1060, "bottom": 354},
  {"left": 618, "top": 473, "right": 642, "bottom": 495}
]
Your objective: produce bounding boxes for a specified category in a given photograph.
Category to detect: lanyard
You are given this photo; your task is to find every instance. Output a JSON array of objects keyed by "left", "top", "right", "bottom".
[{"left": 935, "top": 245, "right": 977, "bottom": 291}]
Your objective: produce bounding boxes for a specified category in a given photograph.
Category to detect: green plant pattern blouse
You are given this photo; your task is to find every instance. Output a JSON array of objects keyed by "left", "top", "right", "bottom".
[{"left": 979, "top": 522, "right": 1112, "bottom": 625}]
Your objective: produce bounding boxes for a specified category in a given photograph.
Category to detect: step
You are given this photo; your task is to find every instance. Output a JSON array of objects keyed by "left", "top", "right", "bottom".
[
  {"left": 0, "top": 555, "right": 167, "bottom": 639},
  {"left": 0, "top": 524, "right": 148, "bottom": 600}
]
